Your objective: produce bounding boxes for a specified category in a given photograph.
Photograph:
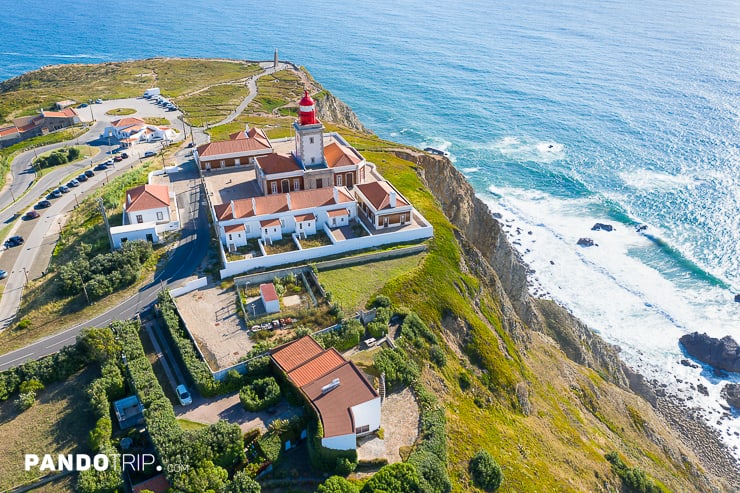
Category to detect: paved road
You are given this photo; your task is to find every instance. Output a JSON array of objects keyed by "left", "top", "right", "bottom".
[{"left": 0, "top": 164, "right": 209, "bottom": 370}]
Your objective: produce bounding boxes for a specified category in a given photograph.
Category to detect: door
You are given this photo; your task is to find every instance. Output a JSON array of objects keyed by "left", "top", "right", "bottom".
[
  {"left": 145, "top": 233, "right": 154, "bottom": 242},
  {"left": 136, "top": 215, "right": 143, "bottom": 224},
  {"left": 346, "top": 172, "right": 353, "bottom": 187},
  {"left": 316, "top": 178, "right": 323, "bottom": 188},
  {"left": 281, "top": 179, "right": 290, "bottom": 193},
  {"left": 383, "top": 216, "right": 389, "bottom": 228}
]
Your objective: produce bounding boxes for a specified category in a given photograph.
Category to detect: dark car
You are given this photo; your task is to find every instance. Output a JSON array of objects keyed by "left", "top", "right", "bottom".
[
  {"left": 25, "top": 210, "right": 40, "bottom": 219},
  {"left": 121, "top": 152, "right": 129, "bottom": 159},
  {"left": 77, "top": 174, "right": 88, "bottom": 182},
  {"left": 113, "top": 155, "right": 123, "bottom": 162},
  {"left": 78, "top": 103, "right": 88, "bottom": 108},
  {"left": 94, "top": 163, "right": 108, "bottom": 171},
  {"left": 5, "top": 236, "right": 24, "bottom": 247},
  {"left": 0, "top": 270, "right": 7, "bottom": 280},
  {"left": 186, "top": 142, "right": 195, "bottom": 148},
  {"left": 37, "top": 200, "right": 52, "bottom": 208},
  {"left": 84, "top": 170, "right": 95, "bottom": 178}
]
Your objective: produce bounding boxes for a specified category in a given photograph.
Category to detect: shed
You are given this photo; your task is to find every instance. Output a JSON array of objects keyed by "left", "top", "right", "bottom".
[
  {"left": 260, "top": 283, "right": 280, "bottom": 313},
  {"left": 113, "top": 395, "right": 144, "bottom": 430}
]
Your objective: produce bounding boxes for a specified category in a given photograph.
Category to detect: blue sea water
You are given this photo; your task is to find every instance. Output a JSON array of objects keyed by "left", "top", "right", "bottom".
[{"left": 2, "top": 0, "right": 739, "bottom": 456}]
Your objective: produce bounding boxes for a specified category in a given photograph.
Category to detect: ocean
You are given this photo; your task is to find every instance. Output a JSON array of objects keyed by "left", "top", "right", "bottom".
[{"left": 2, "top": 0, "right": 738, "bottom": 459}]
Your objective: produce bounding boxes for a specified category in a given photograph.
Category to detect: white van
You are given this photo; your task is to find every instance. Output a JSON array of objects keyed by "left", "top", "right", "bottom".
[{"left": 143, "top": 87, "right": 161, "bottom": 98}]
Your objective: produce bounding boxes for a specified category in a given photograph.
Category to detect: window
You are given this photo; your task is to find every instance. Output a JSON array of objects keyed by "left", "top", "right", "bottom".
[
  {"left": 156, "top": 211, "right": 164, "bottom": 221},
  {"left": 245, "top": 225, "right": 250, "bottom": 233},
  {"left": 355, "top": 425, "right": 370, "bottom": 435},
  {"left": 219, "top": 160, "right": 225, "bottom": 167},
  {"left": 228, "top": 234, "right": 232, "bottom": 241},
  {"left": 271, "top": 182, "right": 278, "bottom": 194},
  {"left": 234, "top": 158, "right": 240, "bottom": 165},
  {"left": 309, "top": 137, "right": 314, "bottom": 144},
  {"left": 336, "top": 175, "right": 342, "bottom": 186},
  {"left": 310, "top": 157, "right": 315, "bottom": 164},
  {"left": 136, "top": 215, "right": 143, "bottom": 224},
  {"left": 280, "top": 219, "right": 285, "bottom": 227},
  {"left": 293, "top": 178, "right": 300, "bottom": 191},
  {"left": 299, "top": 223, "right": 303, "bottom": 230}
]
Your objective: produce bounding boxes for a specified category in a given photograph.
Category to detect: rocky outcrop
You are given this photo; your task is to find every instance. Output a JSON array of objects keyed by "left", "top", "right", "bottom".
[
  {"left": 591, "top": 222, "right": 614, "bottom": 232},
  {"left": 679, "top": 332, "right": 740, "bottom": 373},
  {"left": 721, "top": 383, "right": 740, "bottom": 409},
  {"left": 390, "top": 149, "right": 634, "bottom": 390},
  {"left": 577, "top": 237, "right": 595, "bottom": 247},
  {"left": 315, "top": 91, "right": 371, "bottom": 134}
]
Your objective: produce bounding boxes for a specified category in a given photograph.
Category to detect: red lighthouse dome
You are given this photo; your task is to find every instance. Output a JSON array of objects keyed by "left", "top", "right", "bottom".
[{"left": 298, "top": 90, "right": 318, "bottom": 125}]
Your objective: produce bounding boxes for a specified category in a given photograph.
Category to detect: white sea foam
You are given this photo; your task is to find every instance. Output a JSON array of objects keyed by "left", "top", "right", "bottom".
[
  {"left": 482, "top": 186, "right": 740, "bottom": 461},
  {"left": 481, "top": 136, "right": 566, "bottom": 163},
  {"left": 620, "top": 169, "right": 702, "bottom": 191},
  {"left": 461, "top": 167, "right": 480, "bottom": 173}
]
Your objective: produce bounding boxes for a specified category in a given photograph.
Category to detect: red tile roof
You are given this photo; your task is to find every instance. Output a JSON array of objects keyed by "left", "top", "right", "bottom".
[
  {"left": 271, "top": 336, "right": 324, "bottom": 373},
  {"left": 289, "top": 187, "right": 353, "bottom": 210},
  {"left": 288, "top": 348, "right": 346, "bottom": 387},
  {"left": 259, "top": 218, "right": 281, "bottom": 228},
  {"left": 42, "top": 108, "right": 78, "bottom": 118},
  {"left": 260, "top": 283, "right": 279, "bottom": 303},
  {"left": 324, "top": 141, "right": 362, "bottom": 168},
  {"left": 355, "top": 181, "right": 408, "bottom": 211},
  {"left": 327, "top": 208, "right": 349, "bottom": 218},
  {"left": 301, "top": 361, "right": 379, "bottom": 437},
  {"left": 125, "top": 184, "right": 170, "bottom": 212},
  {"left": 294, "top": 213, "right": 316, "bottom": 222},
  {"left": 112, "top": 117, "right": 146, "bottom": 128},
  {"left": 0, "top": 126, "right": 19, "bottom": 137},
  {"left": 255, "top": 194, "right": 289, "bottom": 215},
  {"left": 224, "top": 223, "right": 245, "bottom": 233},
  {"left": 256, "top": 153, "right": 301, "bottom": 175},
  {"left": 133, "top": 473, "right": 170, "bottom": 493},
  {"left": 196, "top": 130, "right": 272, "bottom": 158},
  {"left": 214, "top": 203, "right": 233, "bottom": 220}
]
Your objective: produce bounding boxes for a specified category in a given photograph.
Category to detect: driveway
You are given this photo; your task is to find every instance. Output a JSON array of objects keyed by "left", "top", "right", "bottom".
[{"left": 176, "top": 392, "right": 302, "bottom": 433}]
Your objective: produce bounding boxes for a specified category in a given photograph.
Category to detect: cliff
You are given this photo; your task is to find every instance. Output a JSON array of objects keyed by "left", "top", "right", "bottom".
[{"left": 314, "top": 90, "right": 371, "bottom": 134}]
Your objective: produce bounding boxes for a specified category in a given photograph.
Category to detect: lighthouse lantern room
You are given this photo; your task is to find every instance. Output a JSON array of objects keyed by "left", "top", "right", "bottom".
[{"left": 294, "top": 90, "right": 325, "bottom": 168}]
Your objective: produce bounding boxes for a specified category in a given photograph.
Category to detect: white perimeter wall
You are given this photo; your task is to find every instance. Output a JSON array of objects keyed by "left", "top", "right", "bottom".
[{"left": 321, "top": 433, "right": 357, "bottom": 451}]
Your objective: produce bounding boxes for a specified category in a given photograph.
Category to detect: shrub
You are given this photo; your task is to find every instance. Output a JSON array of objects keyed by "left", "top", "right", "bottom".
[
  {"left": 16, "top": 391, "right": 36, "bottom": 410},
  {"left": 318, "top": 476, "right": 359, "bottom": 493},
  {"left": 335, "top": 457, "right": 357, "bottom": 475},
  {"left": 429, "top": 346, "right": 446, "bottom": 367},
  {"left": 605, "top": 451, "right": 663, "bottom": 493},
  {"left": 257, "top": 431, "right": 282, "bottom": 462},
  {"left": 361, "top": 462, "right": 422, "bottom": 493},
  {"left": 89, "top": 416, "right": 112, "bottom": 451},
  {"left": 373, "top": 347, "right": 419, "bottom": 387},
  {"left": 370, "top": 295, "right": 391, "bottom": 308},
  {"left": 17, "top": 318, "right": 31, "bottom": 330},
  {"left": 308, "top": 420, "right": 358, "bottom": 473},
  {"left": 239, "top": 377, "right": 281, "bottom": 412},
  {"left": 0, "top": 345, "right": 86, "bottom": 402},
  {"left": 316, "top": 318, "right": 363, "bottom": 351},
  {"left": 223, "top": 470, "right": 261, "bottom": 493},
  {"left": 469, "top": 450, "right": 503, "bottom": 491},
  {"left": 367, "top": 321, "right": 387, "bottom": 339},
  {"left": 400, "top": 312, "right": 437, "bottom": 344},
  {"left": 408, "top": 449, "right": 451, "bottom": 493},
  {"left": 19, "top": 379, "right": 44, "bottom": 394},
  {"left": 76, "top": 441, "right": 123, "bottom": 493}
]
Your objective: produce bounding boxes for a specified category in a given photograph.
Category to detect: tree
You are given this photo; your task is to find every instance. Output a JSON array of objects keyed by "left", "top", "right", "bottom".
[
  {"left": 76, "top": 442, "right": 123, "bottom": 493},
  {"left": 469, "top": 450, "right": 503, "bottom": 492},
  {"left": 318, "top": 476, "right": 359, "bottom": 493},
  {"left": 223, "top": 470, "right": 261, "bottom": 493},
  {"left": 361, "top": 463, "right": 422, "bottom": 493},
  {"left": 19, "top": 379, "right": 44, "bottom": 394},
  {"left": 77, "top": 327, "right": 120, "bottom": 362},
  {"left": 172, "top": 460, "right": 228, "bottom": 493}
]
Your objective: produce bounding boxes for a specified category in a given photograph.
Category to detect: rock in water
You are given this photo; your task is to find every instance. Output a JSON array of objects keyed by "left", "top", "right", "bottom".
[
  {"left": 721, "top": 383, "right": 740, "bottom": 409},
  {"left": 734, "top": 293, "right": 740, "bottom": 303},
  {"left": 679, "top": 332, "right": 740, "bottom": 373},
  {"left": 577, "top": 237, "right": 595, "bottom": 247},
  {"left": 591, "top": 222, "right": 614, "bottom": 232}
]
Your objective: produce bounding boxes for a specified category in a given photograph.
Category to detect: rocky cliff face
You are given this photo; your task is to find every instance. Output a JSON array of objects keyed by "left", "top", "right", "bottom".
[
  {"left": 390, "top": 148, "right": 646, "bottom": 392},
  {"left": 315, "top": 91, "right": 371, "bottom": 134}
]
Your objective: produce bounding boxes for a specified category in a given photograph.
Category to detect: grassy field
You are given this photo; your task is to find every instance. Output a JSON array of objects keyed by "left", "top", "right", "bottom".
[
  {"left": 143, "top": 116, "right": 169, "bottom": 126},
  {"left": 178, "top": 83, "right": 250, "bottom": 125},
  {"left": 0, "top": 367, "right": 96, "bottom": 492},
  {"left": 247, "top": 70, "right": 305, "bottom": 114},
  {"left": 318, "top": 253, "right": 425, "bottom": 313}
]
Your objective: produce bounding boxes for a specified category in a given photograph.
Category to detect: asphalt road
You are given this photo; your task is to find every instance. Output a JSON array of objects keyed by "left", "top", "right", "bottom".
[{"left": 0, "top": 167, "right": 209, "bottom": 371}]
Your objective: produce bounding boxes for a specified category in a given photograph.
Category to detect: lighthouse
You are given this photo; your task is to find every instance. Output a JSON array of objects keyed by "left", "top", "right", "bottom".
[{"left": 294, "top": 90, "right": 324, "bottom": 168}]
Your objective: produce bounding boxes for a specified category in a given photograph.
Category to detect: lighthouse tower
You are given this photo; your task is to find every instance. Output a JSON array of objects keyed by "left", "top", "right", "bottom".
[{"left": 294, "top": 90, "right": 324, "bottom": 168}]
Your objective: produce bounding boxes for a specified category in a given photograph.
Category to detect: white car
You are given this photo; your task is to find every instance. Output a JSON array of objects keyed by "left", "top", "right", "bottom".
[
  {"left": 175, "top": 384, "right": 192, "bottom": 406},
  {"left": 144, "top": 151, "right": 157, "bottom": 157}
]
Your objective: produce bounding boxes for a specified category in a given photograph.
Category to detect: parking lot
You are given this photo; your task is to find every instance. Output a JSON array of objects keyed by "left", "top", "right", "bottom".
[{"left": 78, "top": 96, "right": 184, "bottom": 126}]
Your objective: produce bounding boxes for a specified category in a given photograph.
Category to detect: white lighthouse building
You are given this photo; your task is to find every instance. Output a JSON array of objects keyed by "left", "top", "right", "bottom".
[{"left": 294, "top": 90, "right": 325, "bottom": 168}]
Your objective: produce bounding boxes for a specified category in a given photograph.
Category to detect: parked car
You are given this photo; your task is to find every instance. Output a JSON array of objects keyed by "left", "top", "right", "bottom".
[
  {"left": 5, "top": 236, "right": 24, "bottom": 248},
  {"left": 113, "top": 155, "right": 123, "bottom": 162},
  {"left": 95, "top": 98, "right": 103, "bottom": 104},
  {"left": 49, "top": 189, "right": 62, "bottom": 198},
  {"left": 25, "top": 210, "right": 40, "bottom": 219},
  {"left": 104, "top": 159, "right": 114, "bottom": 165},
  {"left": 59, "top": 185, "right": 70, "bottom": 193},
  {"left": 67, "top": 179, "right": 80, "bottom": 187},
  {"left": 84, "top": 170, "right": 95, "bottom": 178},
  {"left": 175, "top": 385, "right": 192, "bottom": 406},
  {"left": 78, "top": 103, "right": 88, "bottom": 108},
  {"left": 186, "top": 142, "right": 195, "bottom": 148},
  {"left": 94, "top": 163, "right": 108, "bottom": 171},
  {"left": 111, "top": 148, "right": 120, "bottom": 154},
  {"left": 37, "top": 199, "right": 52, "bottom": 208},
  {"left": 77, "top": 174, "right": 88, "bottom": 182},
  {"left": 0, "top": 270, "right": 7, "bottom": 280},
  {"left": 121, "top": 152, "right": 129, "bottom": 159},
  {"left": 144, "top": 151, "right": 157, "bottom": 157}
]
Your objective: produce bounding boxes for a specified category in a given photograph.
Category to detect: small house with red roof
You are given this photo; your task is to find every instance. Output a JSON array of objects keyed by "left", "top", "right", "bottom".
[
  {"left": 354, "top": 180, "right": 413, "bottom": 230},
  {"left": 125, "top": 184, "right": 172, "bottom": 225},
  {"left": 271, "top": 336, "right": 381, "bottom": 451},
  {"left": 103, "top": 117, "right": 176, "bottom": 146},
  {"left": 1, "top": 108, "right": 80, "bottom": 148},
  {"left": 260, "top": 283, "right": 280, "bottom": 313},
  {"left": 194, "top": 126, "right": 273, "bottom": 170}
]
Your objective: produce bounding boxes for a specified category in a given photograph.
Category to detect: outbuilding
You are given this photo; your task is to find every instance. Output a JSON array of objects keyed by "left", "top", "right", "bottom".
[{"left": 260, "top": 283, "right": 280, "bottom": 313}]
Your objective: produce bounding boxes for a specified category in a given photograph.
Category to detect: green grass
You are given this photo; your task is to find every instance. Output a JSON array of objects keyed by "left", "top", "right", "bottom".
[
  {"left": 105, "top": 107, "right": 136, "bottom": 116},
  {"left": 177, "top": 418, "right": 209, "bottom": 431},
  {"left": 318, "top": 253, "right": 425, "bottom": 313},
  {"left": 248, "top": 70, "right": 304, "bottom": 114},
  {"left": 143, "top": 116, "right": 169, "bottom": 126},
  {"left": 178, "top": 83, "right": 250, "bottom": 124},
  {"left": 0, "top": 368, "right": 96, "bottom": 491},
  {"left": 35, "top": 144, "right": 97, "bottom": 178}
]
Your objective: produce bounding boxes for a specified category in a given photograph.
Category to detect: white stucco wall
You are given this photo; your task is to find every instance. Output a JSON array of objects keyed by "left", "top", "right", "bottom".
[
  {"left": 127, "top": 205, "right": 169, "bottom": 225},
  {"left": 111, "top": 223, "right": 159, "bottom": 249},
  {"left": 321, "top": 433, "right": 356, "bottom": 451},
  {"left": 263, "top": 298, "right": 280, "bottom": 313},
  {"left": 351, "top": 397, "right": 381, "bottom": 433}
]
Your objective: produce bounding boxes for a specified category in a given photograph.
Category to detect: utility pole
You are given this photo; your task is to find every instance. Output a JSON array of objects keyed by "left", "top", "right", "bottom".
[
  {"left": 22, "top": 267, "right": 29, "bottom": 284},
  {"left": 97, "top": 197, "right": 114, "bottom": 252},
  {"left": 77, "top": 271, "right": 90, "bottom": 304}
]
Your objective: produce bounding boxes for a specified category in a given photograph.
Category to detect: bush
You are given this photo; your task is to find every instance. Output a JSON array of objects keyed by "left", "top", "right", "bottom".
[
  {"left": 370, "top": 295, "right": 391, "bottom": 308},
  {"left": 605, "top": 451, "right": 663, "bottom": 493},
  {"left": 318, "top": 476, "right": 359, "bottom": 493},
  {"left": 89, "top": 416, "right": 112, "bottom": 451},
  {"left": 366, "top": 321, "right": 387, "bottom": 339},
  {"left": 373, "top": 347, "right": 419, "bottom": 387},
  {"left": 19, "top": 379, "right": 44, "bottom": 394},
  {"left": 409, "top": 449, "right": 451, "bottom": 493},
  {"left": 256, "top": 431, "right": 282, "bottom": 462},
  {"left": 361, "top": 462, "right": 422, "bottom": 493},
  {"left": 76, "top": 441, "right": 123, "bottom": 493},
  {"left": 0, "top": 345, "right": 86, "bottom": 402},
  {"left": 335, "top": 457, "right": 357, "bottom": 475},
  {"left": 16, "top": 391, "right": 36, "bottom": 410},
  {"left": 239, "top": 377, "right": 281, "bottom": 412},
  {"left": 429, "top": 346, "right": 446, "bottom": 367},
  {"left": 316, "top": 318, "right": 363, "bottom": 351},
  {"left": 308, "top": 420, "right": 358, "bottom": 473},
  {"left": 469, "top": 450, "right": 503, "bottom": 491},
  {"left": 400, "top": 312, "right": 437, "bottom": 344},
  {"left": 223, "top": 470, "right": 261, "bottom": 493},
  {"left": 17, "top": 318, "right": 31, "bottom": 330}
]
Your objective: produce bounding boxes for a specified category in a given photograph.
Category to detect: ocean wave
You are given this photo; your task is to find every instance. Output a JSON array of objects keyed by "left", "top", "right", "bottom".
[
  {"left": 619, "top": 169, "right": 702, "bottom": 191},
  {"left": 480, "top": 135, "right": 566, "bottom": 163},
  {"left": 461, "top": 166, "right": 480, "bottom": 173}
]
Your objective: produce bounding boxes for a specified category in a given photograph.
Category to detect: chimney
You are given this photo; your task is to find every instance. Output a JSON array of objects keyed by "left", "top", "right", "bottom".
[
  {"left": 230, "top": 200, "right": 235, "bottom": 219},
  {"left": 389, "top": 191, "right": 397, "bottom": 208},
  {"left": 251, "top": 197, "right": 257, "bottom": 214},
  {"left": 286, "top": 193, "right": 292, "bottom": 210},
  {"left": 333, "top": 187, "right": 339, "bottom": 203}
]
